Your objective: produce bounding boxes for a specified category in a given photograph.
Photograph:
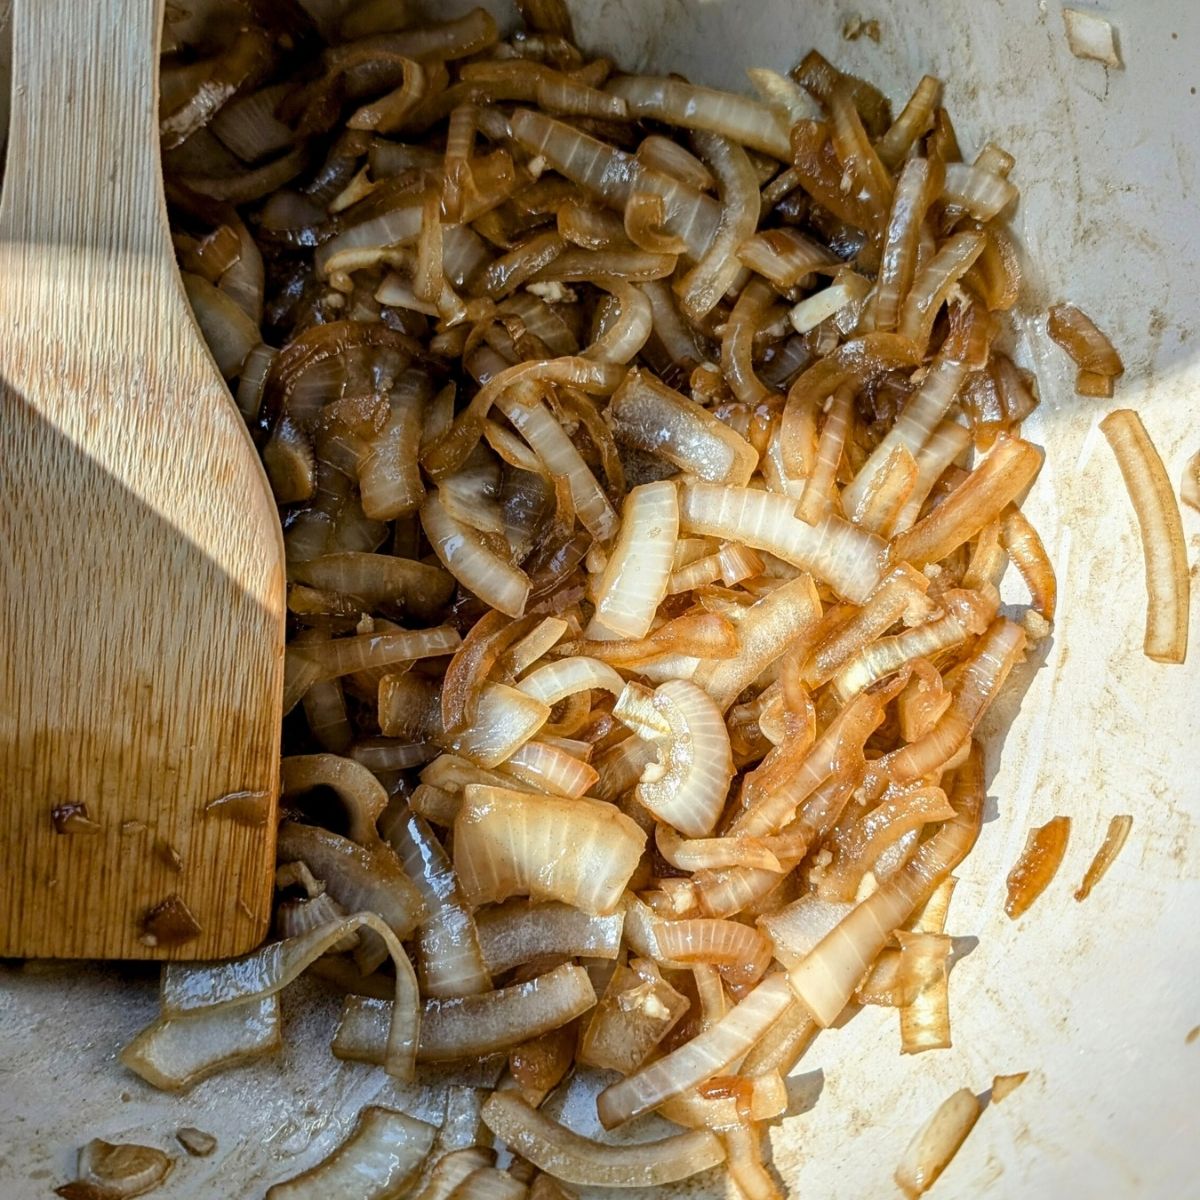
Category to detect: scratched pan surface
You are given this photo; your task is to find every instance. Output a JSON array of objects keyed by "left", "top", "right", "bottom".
[{"left": 0, "top": 1, "right": 1197, "bottom": 1196}]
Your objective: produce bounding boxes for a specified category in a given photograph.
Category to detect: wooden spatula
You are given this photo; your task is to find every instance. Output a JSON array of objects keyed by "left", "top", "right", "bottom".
[{"left": 0, "top": 0, "right": 284, "bottom": 959}]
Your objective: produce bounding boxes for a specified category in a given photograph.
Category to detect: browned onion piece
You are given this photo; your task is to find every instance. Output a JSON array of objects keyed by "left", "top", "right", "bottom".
[
  {"left": 454, "top": 785, "right": 645, "bottom": 913},
  {"left": 1100, "top": 409, "right": 1190, "bottom": 663},
  {"left": 596, "top": 973, "right": 794, "bottom": 1128},
  {"left": 1000, "top": 505, "right": 1057, "bottom": 619},
  {"left": 59, "top": 1138, "right": 174, "bottom": 1200},
  {"left": 265, "top": 1107, "right": 436, "bottom": 1200},
  {"left": 876, "top": 75, "right": 941, "bottom": 168},
  {"left": 333, "top": 962, "right": 596, "bottom": 1062},
  {"left": 637, "top": 134, "right": 715, "bottom": 191},
  {"left": 1074, "top": 813, "right": 1133, "bottom": 902},
  {"left": 1005, "top": 814, "right": 1071, "bottom": 919},
  {"left": 1047, "top": 303, "right": 1124, "bottom": 379},
  {"left": 281, "top": 753, "right": 388, "bottom": 846},
  {"left": 482, "top": 1091, "right": 725, "bottom": 1187},
  {"left": 789, "top": 742, "right": 984, "bottom": 1026},
  {"left": 290, "top": 624, "right": 462, "bottom": 683},
  {"left": 897, "top": 231, "right": 987, "bottom": 349},
  {"left": 889, "top": 435, "right": 1044, "bottom": 569},
  {"left": 578, "top": 957, "right": 689, "bottom": 1073}
]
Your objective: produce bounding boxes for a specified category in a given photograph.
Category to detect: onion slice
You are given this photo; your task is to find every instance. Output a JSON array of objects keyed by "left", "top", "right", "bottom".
[
  {"left": 1074, "top": 813, "right": 1133, "bottom": 902},
  {"left": 333, "top": 962, "right": 596, "bottom": 1062},
  {"left": 894, "top": 1088, "right": 982, "bottom": 1199},
  {"left": 1005, "top": 815, "right": 1071, "bottom": 919},
  {"left": 266, "top": 1107, "right": 436, "bottom": 1200},
  {"left": 588, "top": 481, "right": 679, "bottom": 639},
  {"left": 613, "top": 679, "right": 734, "bottom": 837},
  {"left": 454, "top": 785, "right": 645, "bottom": 913},
  {"left": 1099, "top": 409, "right": 1190, "bottom": 663},
  {"left": 680, "top": 483, "right": 886, "bottom": 604},
  {"left": 482, "top": 1092, "right": 725, "bottom": 1187},
  {"left": 119, "top": 995, "right": 281, "bottom": 1092},
  {"left": 596, "top": 973, "right": 794, "bottom": 1128},
  {"left": 475, "top": 900, "right": 624, "bottom": 974},
  {"left": 160, "top": 911, "right": 421, "bottom": 1080},
  {"left": 60, "top": 1139, "right": 173, "bottom": 1200}
]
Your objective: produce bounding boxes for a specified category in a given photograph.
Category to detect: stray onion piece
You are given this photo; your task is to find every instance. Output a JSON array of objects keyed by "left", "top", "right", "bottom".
[
  {"left": 1100, "top": 410, "right": 1191, "bottom": 664},
  {"left": 1074, "top": 814, "right": 1133, "bottom": 902},
  {"left": 156, "top": 5, "right": 1116, "bottom": 1193},
  {"left": 894, "top": 1087, "right": 982, "bottom": 1199},
  {"left": 1005, "top": 815, "right": 1071, "bottom": 919},
  {"left": 56, "top": 1140, "right": 172, "bottom": 1200}
]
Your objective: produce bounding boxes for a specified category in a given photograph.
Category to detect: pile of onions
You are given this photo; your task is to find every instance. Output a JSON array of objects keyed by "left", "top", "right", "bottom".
[{"left": 135, "top": 1, "right": 1140, "bottom": 1193}]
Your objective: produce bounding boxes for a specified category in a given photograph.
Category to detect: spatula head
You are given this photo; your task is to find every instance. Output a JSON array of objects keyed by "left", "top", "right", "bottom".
[{"left": 0, "top": 254, "right": 285, "bottom": 959}]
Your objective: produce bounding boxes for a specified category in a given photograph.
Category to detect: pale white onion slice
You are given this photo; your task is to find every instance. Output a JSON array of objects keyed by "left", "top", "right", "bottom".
[
  {"left": 501, "top": 739, "right": 599, "bottom": 798},
  {"left": 333, "top": 962, "right": 596, "bottom": 1062},
  {"left": 679, "top": 483, "right": 886, "bottom": 604},
  {"left": 453, "top": 785, "right": 645, "bottom": 914},
  {"left": 613, "top": 679, "right": 734, "bottom": 838},
  {"left": 942, "top": 161, "right": 1019, "bottom": 220},
  {"left": 266, "top": 1107, "right": 436, "bottom": 1200},
  {"left": 596, "top": 973, "right": 794, "bottom": 1128},
  {"left": 587, "top": 481, "right": 679, "bottom": 640},
  {"left": 120, "top": 995, "right": 281, "bottom": 1091},
  {"left": 495, "top": 391, "right": 617, "bottom": 540},
  {"left": 481, "top": 1092, "right": 725, "bottom": 1187}
]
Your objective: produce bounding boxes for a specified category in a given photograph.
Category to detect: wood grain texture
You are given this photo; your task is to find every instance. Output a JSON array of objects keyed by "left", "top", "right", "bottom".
[{"left": 0, "top": 0, "right": 285, "bottom": 958}]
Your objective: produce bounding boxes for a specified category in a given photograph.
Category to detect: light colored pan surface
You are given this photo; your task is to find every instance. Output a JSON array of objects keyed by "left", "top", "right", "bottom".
[{"left": 1, "top": 1, "right": 1197, "bottom": 1195}]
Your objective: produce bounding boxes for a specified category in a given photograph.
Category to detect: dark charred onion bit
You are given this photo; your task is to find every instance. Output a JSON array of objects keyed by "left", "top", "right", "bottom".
[
  {"left": 1004, "top": 815, "right": 1071, "bottom": 919},
  {"left": 140, "top": 895, "right": 204, "bottom": 949},
  {"left": 56, "top": 1139, "right": 172, "bottom": 1200},
  {"left": 51, "top": 802, "right": 101, "bottom": 835}
]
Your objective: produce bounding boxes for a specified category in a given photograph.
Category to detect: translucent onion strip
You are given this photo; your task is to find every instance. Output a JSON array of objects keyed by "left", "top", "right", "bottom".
[
  {"left": 265, "top": 1107, "right": 436, "bottom": 1200},
  {"left": 160, "top": 912, "right": 421, "bottom": 1080},
  {"left": 481, "top": 1092, "right": 725, "bottom": 1187},
  {"left": 333, "top": 962, "right": 597, "bottom": 1062},
  {"left": 475, "top": 900, "right": 624, "bottom": 975},
  {"left": 608, "top": 369, "right": 757, "bottom": 486},
  {"left": 1099, "top": 409, "right": 1190, "bottom": 663},
  {"left": 502, "top": 739, "right": 599, "bottom": 798},
  {"left": 120, "top": 996, "right": 281, "bottom": 1092},
  {"left": 421, "top": 493, "right": 531, "bottom": 618},
  {"left": 607, "top": 76, "right": 791, "bottom": 159},
  {"left": 894, "top": 1088, "right": 982, "bottom": 1200},
  {"left": 516, "top": 657, "right": 626, "bottom": 706}
]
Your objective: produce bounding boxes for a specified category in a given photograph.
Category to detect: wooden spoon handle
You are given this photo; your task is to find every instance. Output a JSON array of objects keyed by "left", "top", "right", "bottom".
[{"left": 0, "top": 0, "right": 168, "bottom": 256}]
